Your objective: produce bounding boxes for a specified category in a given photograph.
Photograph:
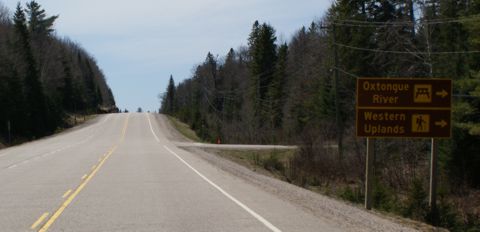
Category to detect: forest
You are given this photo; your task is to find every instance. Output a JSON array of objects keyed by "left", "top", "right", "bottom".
[
  {"left": 161, "top": 1, "right": 480, "bottom": 230},
  {"left": 0, "top": 1, "right": 116, "bottom": 145}
]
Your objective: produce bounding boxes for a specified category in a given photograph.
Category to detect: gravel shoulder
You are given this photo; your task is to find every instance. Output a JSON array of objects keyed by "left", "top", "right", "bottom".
[{"left": 155, "top": 114, "right": 444, "bottom": 232}]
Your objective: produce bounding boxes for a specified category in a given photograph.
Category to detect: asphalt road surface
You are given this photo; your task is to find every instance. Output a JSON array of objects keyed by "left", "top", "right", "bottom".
[{"left": 0, "top": 113, "right": 420, "bottom": 232}]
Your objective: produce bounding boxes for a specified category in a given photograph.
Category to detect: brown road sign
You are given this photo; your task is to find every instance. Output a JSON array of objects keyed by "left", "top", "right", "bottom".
[
  {"left": 356, "top": 78, "right": 452, "bottom": 138},
  {"left": 356, "top": 109, "right": 451, "bottom": 138},
  {"left": 357, "top": 78, "right": 451, "bottom": 108}
]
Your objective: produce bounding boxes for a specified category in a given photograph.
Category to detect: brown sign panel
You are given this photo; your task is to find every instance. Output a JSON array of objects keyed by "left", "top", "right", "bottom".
[
  {"left": 357, "top": 78, "right": 452, "bottom": 108},
  {"left": 356, "top": 78, "right": 452, "bottom": 138},
  {"left": 356, "top": 109, "right": 451, "bottom": 138}
]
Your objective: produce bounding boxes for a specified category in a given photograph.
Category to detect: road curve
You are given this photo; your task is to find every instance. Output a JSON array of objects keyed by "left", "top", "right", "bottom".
[{"left": 0, "top": 113, "right": 419, "bottom": 231}]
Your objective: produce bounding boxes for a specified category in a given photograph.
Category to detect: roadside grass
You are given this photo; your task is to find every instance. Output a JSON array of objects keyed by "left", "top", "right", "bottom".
[
  {"left": 205, "top": 149, "right": 296, "bottom": 181},
  {"left": 66, "top": 114, "right": 96, "bottom": 126},
  {"left": 166, "top": 116, "right": 202, "bottom": 142},
  {"left": 56, "top": 114, "right": 97, "bottom": 133},
  {"left": 206, "top": 148, "right": 341, "bottom": 194}
]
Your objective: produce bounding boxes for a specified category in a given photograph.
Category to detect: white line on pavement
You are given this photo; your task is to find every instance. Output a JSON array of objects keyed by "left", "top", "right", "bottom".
[
  {"left": 163, "top": 145, "right": 282, "bottom": 232},
  {"left": 146, "top": 113, "right": 282, "bottom": 232},
  {"left": 147, "top": 114, "right": 160, "bottom": 142}
]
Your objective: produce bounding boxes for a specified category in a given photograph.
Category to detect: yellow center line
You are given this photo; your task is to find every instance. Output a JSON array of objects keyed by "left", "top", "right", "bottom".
[
  {"left": 81, "top": 174, "right": 87, "bottom": 180},
  {"left": 31, "top": 212, "right": 49, "bottom": 230},
  {"left": 61, "top": 189, "right": 72, "bottom": 199},
  {"left": 37, "top": 114, "right": 130, "bottom": 232},
  {"left": 91, "top": 165, "right": 96, "bottom": 171}
]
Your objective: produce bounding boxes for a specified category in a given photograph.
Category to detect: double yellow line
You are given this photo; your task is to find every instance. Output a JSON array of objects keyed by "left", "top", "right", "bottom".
[{"left": 33, "top": 114, "right": 129, "bottom": 232}]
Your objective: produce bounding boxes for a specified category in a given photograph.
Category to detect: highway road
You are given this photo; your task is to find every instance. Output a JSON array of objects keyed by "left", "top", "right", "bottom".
[{"left": 0, "top": 113, "right": 419, "bottom": 231}]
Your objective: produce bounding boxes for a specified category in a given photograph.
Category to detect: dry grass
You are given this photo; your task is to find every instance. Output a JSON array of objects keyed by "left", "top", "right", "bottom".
[
  {"left": 205, "top": 148, "right": 296, "bottom": 180},
  {"left": 166, "top": 116, "right": 202, "bottom": 142}
]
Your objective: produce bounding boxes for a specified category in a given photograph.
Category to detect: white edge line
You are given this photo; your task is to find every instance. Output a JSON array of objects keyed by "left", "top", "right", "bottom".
[
  {"left": 163, "top": 145, "right": 282, "bottom": 232},
  {"left": 146, "top": 113, "right": 281, "bottom": 232},
  {"left": 146, "top": 114, "right": 160, "bottom": 142}
]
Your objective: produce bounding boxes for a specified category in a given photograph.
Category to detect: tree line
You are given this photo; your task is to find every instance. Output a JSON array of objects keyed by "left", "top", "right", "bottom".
[
  {"left": 0, "top": 1, "right": 116, "bottom": 144},
  {"left": 161, "top": 1, "right": 480, "bottom": 230}
]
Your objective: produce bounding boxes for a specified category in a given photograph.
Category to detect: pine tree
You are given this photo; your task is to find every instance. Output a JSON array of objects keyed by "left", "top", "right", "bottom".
[
  {"left": 62, "top": 58, "right": 74, "bottom": 112},
  {"left": 4, "top": 68, "right": 28, "bottom": 138},
  {"left": 248, "top": 20, "right": 260, "bottom": 59},
  {"left": 161, "top": 75, "right": 176, "bottom": 115},
  {"left": 13, "top": 3, "right": 49, "bottom": 137},
  {"left": 268, "top": 43, "right": 288, "bottom": 128},
  {"left": 220, "top": 48, "right": 242, "bottom": 122},
  {"left": 85, "top": 60, "right": 99, "bottom": 111},
  {"left": 248, "top": 22, "right": 278, "bottom": 126},
  {"left": 25, "top": 1, "right": 58, "bottom": 37}
]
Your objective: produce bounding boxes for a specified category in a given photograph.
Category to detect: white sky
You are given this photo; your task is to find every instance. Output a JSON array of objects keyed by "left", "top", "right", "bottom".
[{"left": 3, "top": 0, "right": 332, "bottom": 112}]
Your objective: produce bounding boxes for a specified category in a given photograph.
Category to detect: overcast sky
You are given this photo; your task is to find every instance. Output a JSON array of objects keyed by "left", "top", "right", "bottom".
[{"left": 3, "top": 0, "right": 332, "bottom": 112}]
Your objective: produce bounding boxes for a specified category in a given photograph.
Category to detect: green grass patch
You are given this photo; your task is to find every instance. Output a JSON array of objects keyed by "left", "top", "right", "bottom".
[{"left": 167, "top": 116, "right": 202, "bottom": 142}]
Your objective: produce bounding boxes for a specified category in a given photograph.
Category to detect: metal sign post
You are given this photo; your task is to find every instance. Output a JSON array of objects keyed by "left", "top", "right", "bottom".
[
  {"left": 7, "top": 120, "right": 11, "bottom": 144},
  {"left": 365, "top": 138, "right": 375, "bottom": 210},
  {"left": 429, "top": 138, "right": 438, "bottom": 224}
]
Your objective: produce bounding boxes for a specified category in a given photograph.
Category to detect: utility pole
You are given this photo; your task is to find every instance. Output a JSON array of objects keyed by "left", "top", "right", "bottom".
[
  {"left": 424, "top": 5, "right": 438, "bottom": 223},
  {"left": 427, "top": 26, "right": 439, "bottom": 227},
  {"left": 321, "top": 22, "right": 344, "bottom": 160},
  {"left": 332, "top": 23, "right": 344, "bottom": 160}
]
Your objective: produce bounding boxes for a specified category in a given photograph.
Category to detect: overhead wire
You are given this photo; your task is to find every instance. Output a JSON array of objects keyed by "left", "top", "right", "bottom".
[
  {"left": 332, "top": 14, "right": 480, "bottom": 26},
  {"left": 334, "top": 42, "right": 480, "bottom": 55}
]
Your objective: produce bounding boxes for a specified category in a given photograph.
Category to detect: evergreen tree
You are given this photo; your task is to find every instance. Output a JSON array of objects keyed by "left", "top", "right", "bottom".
[
  {"left": 161, "top": 75, "right": 176, "bottom": 115},
  {"left": 268, "top": 43, "right": 288, "bottom": 128},
  {"left": 85, "top": 60, "right": 99, "bottom": 111},
  {"left": 4, "top": 68, "right": 28, "bottom": 138},
  {"left": 13, "top": 3, "right": 49, "bottom": 137},
  {"left": 248, "top": 22, "right": 278, "bottom": 126},
  {"left": 62, "top": 58, "right": 74, "bottom": 112},
  {"left": 220, "top": 48, "right": 242, "bottom": 122},
  {"left": 248, "top": 20, "right": 260, "bottom": 59},
  {"left": 25, "top": 1, "right": 58, "bottom": 37}
]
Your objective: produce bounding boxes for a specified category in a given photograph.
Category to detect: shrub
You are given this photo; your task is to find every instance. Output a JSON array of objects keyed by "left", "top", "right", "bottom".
[
  {"left": 340, "top": 185, "right": 363, "bottom": 203},
  {"left": 403, "top": 178, "right": 429, "bottom": 220},
  {"left": 263, "top": 153, "right": 284, "bottom": 172}
]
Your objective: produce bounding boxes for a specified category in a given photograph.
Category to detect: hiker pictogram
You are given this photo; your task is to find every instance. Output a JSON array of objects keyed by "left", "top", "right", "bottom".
[{"left": 412, "top": 114, "right": 430, "bottom": 133}]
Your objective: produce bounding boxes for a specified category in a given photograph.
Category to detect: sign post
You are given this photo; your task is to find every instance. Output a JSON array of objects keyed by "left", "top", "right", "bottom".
[
  {"left": 365, "top": 138, "right": 375, "bottom": 210},
  {"left": 430, "top": 138, "right": 438, "bottom": 224},
  {"left": 7, "top": 120, "right": 11, "bottom": 144},
  {"left": 356, "top": 78, "right": 451, "bottom": 211}
]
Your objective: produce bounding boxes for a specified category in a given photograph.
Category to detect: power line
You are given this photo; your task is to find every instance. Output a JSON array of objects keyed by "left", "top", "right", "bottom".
[
  {"left": 334, "top": 42, "right": 480, "bottom": 55},
  {"left": 332, "top": 66, "right": 360, "bottom": 79},
  {"left": 332, "top": 14, "right": 480, "bottom": 27}
]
